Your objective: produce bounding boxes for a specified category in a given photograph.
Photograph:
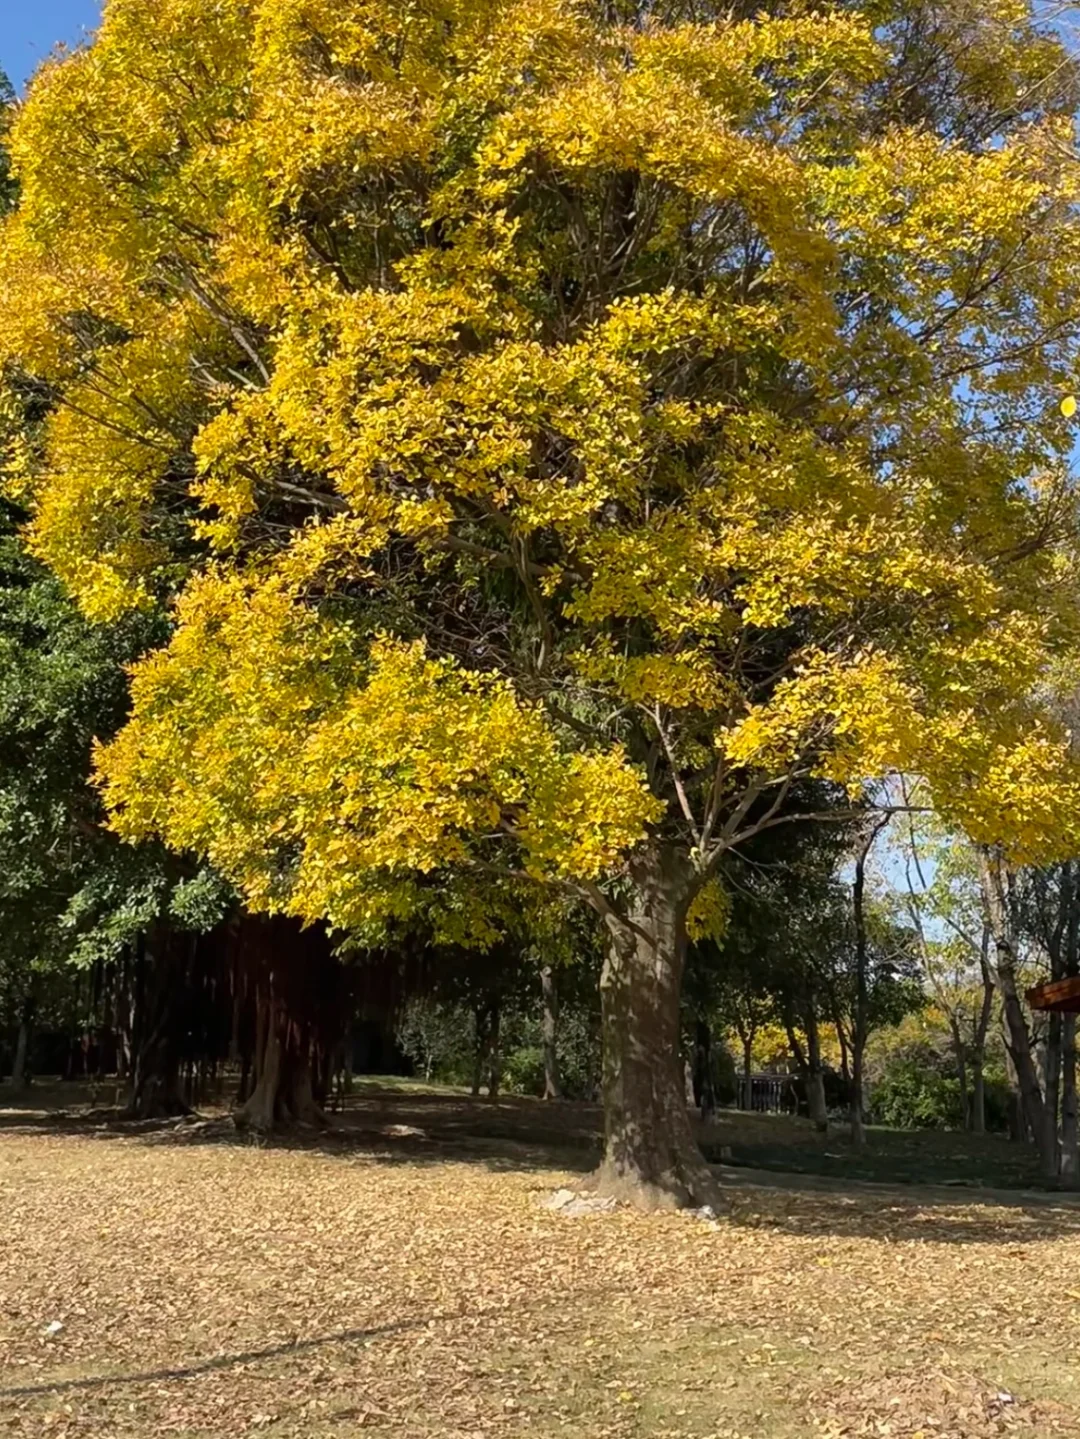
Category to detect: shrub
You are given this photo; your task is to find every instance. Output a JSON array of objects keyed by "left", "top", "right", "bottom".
[{"left": 870, "top": 1058, "right": 965, "bottom": 1130}]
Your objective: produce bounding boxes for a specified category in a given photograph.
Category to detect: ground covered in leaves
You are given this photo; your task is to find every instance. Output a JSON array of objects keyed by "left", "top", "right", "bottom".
[{"left": 3, "top": 1089, "right": 1080, "bottom": 1438}]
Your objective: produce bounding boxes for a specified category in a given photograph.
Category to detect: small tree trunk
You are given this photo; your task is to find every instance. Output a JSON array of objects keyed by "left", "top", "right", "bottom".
[
  {"left": 1003, "top": 1032, "right": 1026, "bottom": 1142},
  {"left": 850, "top": 1034, "right": 866, "bottom": 1147},
  {"left": 971, "top": 1062, "right": 987, "bottom": 1136},
  {"left": 540, "top": 966, "right": 562, "bottom": 1100},
  {"left": 1062, "top": 1014, "right": 1079, "bottom": 1185},
  {"left": 1045, "top": 1012, "right": 1062, "bottom": 1170},
  {"left": 228, "top": 988, "right": 242, "bottom": 1066},
  {"left": 471, "top": 1003, "right": 487, "bottom": 1097},
  {"left": 948, "top": 1016, "right": 970, "bottom": 1129},
  {"left": 1062, "top": 870, "right": 1080, "bottom": 1184},
  {"left": 10, "top": 992, "right": 33, "bottom": 1088},
  {"left": 742, "top": 1036, "right": 754, "bottom": 1112},
  {"left": 487, "top": 998, "right": 501, "bottom": 1099},
  {"left": 971, "top": 947, "right": 994, "bottom": 1137},
  {"left": 835, "top": 1017, "right": 850, "bottom": 1086},
  {"left": 694, "top": 1020, "right": 716, "bottom": 1122},
  {"left": 807, "top": 1070, "right": 828, "bottom": 1132},
  {"left": 595, "top": 845, "right": 719, "bottom": 1211},
  {"left": 850, "top": 818, "right": 887, "bottom": 1149},
  {"left": 979, "top": 847, "right": 1055, "bottom": 1175},
  {"left": 342, "top": 1027, "right": 354, "bottom": 1099},
  {"left": 115, "top": 951, "right": 133, "bottom": 1083},
  {"left": 805, "top": 1011, "right": 828, "bottom": 1134}
]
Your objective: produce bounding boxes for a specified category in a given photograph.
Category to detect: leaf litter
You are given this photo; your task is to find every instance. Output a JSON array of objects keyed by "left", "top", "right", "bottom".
[{"left": 2, "top": 1124, "right": 1080, "bottom": 1438}]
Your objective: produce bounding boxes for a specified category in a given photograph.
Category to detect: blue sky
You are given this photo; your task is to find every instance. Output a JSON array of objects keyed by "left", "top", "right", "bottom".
[
  {"left": 2, "top": 2, "right": 1078, "bottom": 94},
  {"left": 1, "top": 0, "right": 101, "bottom": 92}
]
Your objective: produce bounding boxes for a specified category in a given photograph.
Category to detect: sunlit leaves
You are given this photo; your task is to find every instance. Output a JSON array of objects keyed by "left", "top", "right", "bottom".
[{"left": 2, "top": 0, "right": 1080, "bottom": 928}]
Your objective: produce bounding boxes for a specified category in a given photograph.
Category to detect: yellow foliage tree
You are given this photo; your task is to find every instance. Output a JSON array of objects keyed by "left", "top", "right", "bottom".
[{"left": 3, "top": 0, "right": 1080, "bottom": 1205}]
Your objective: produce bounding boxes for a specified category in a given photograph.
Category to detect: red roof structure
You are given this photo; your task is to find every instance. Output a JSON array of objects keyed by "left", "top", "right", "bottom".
[{"left": 1026, "top": 977, "right": 1080, "bottom": 1013}]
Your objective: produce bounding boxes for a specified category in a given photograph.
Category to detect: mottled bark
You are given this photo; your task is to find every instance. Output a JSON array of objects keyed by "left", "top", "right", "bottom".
[{"left": 595, "top": 845, "right": 719, "bottom": 1211}]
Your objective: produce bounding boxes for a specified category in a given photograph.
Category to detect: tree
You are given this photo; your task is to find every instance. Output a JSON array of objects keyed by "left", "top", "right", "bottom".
[
  {"left": 836, "top": 832, "right": 922, "bottom": 1145},
  {"left": 5, "top": 0, "right": 1080, "bottom": 1206},
  {"left": 901, "top": 811, "right": 1002, "bottom": 1133},
  {"left": 1014, "top": 859, "right": 1080, "bottom": 1180}
]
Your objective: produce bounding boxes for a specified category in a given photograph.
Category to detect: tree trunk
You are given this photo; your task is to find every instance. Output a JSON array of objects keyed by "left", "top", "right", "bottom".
[
  {"left": 806, "top": 1069, "right": 828, "bottom": 1132},
  {"left": 1062, "top": 870, "right": 1080, "bottom": 1184},
  {"left": 851, "top": 827, "right": 881, "bottom": 1149},
  {"left": 10, "top": 1000, "right": 31, "bottom": 1088},
  {"left": 125, "top": 937, "right": 190, "bottom": 1120},
  {"left": 835, "top": 1016, "right": 850, "bottom": 1086},
  {"left": 971, "top": 945, "right": 994, "bottom": 1137},
  {"left": 487, "top": 997, "right": 501, "bottom": 1099},
  {"left": 540, "top": 966, "right": 562, "bottom": 1100},
  {"left": 471, "top": 1002, "right": 487, "bottom": 1097},
  {"left": 115, "top": 949, "right": 133, "bottom": 1083},
  {"left": 1062, "top": 1014, "right": 1079, "bottom": 1185},
  {"left": 595, "top": 845, "right": 719, "bottom": 1211},
  {"left": 693, "top": 1019, "right": 716, "bottom": 1122},
  {"left": 234, "top": 994, "right": 327, "bottom": 1131},
  {"left": 127, "top": 1025, "right": 189, "bottom": 1119},
  {"left": 979, "top": 847, "right": 1055, "bottom": 1175},
  {"left": 948, "top": 1015, "right": 970, "bottom": 1128},
  {"left": 971, "top": 1062, "right": 986, "bottom": 1136},
  {"left": 805, "top": 1011, "right": 828, "bottom": 1133},
  {"left": 742, "top": 1035, "right": 754, "bottom": 1112},
  {"left": 1002, "top": 1032, "right": 1026, "bottom": 1142},
  {"left": 850, "top": 1035, "right": 866, "bottom": 1147},
  {"left": 342, "top": 1026, "right": 354, "bottom": 1099},
  {"left": 1045, "top": 1012, "right": 1062, "bottom": 1169}
]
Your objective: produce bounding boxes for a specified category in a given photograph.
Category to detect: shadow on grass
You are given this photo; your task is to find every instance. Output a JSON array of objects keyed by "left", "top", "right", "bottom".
[
  {"left": 720, "top": 1168, "right": 1080, "bottom": 1246},
  {"left": 0, "top": 1313, "right": 435, "bottom": 1400},
  {"left": 6, "top": 1085, "right": 1080, "bottom": 1245},
  {"left": 0, "top": 1086, "right": 602, "bottom": 1177}
]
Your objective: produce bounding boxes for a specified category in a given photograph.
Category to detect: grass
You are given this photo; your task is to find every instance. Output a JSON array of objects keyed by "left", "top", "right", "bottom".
[
  {"left": 699, "top": 1109, "right": 1050, "bottom": 1191},
  {"left": 2, "top": 1082, "right": 1080, "bottom": 1437}
]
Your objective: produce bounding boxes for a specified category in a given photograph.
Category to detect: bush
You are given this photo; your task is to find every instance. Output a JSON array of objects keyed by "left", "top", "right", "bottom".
[
  {"left": 396, "top": 998, "right": 474, "bottom": 1084},
  {"left": 501, "top": 1044, "right": 546, "bottom": 1096},
  {"left": 870, "top": 1058, "right": 965, "bottom": 1130},
  {"left": 712, "top": 1043, "right": 738, "bottom": 1107}
]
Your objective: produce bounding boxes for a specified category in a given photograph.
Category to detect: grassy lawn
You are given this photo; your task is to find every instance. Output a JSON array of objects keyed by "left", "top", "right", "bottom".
[{"left": 2, "top": 1086, "right": 1080, "bottom": 1437}]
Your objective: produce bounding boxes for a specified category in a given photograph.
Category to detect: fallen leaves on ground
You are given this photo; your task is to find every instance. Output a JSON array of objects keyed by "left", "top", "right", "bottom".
[
  {"left": 2, "top": 1101, "right": 1080, "bottom": 1437},
  {"left": 811, "top": 1371, "right": 1073, "bottom": 1437}
]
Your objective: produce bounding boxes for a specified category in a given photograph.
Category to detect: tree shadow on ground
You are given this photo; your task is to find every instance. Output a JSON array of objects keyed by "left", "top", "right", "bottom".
[
  {"left": 6, "top": 1084, "right": 1080, "bottom": 1245},
  {"left": 0, "top": 1312, "right": 442, "bottom": 1402},
  {"left": 720, "top": 1170, "right": 1080, "bottom": 1247},
  {"left": 0, "top": 1086, "right": 602, "bottom": 1176}
]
